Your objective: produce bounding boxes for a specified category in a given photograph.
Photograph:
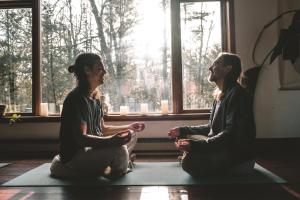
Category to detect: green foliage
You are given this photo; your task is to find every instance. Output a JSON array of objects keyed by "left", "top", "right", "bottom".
[
  {"left": 9, "top": 113, "right": 21, "bottom": 125},
  {"left": 0, "top": 9, "right": 32, "bottom": 109},
  {"left": 0, "top": 0, "right": 221, "bottom": 112}
]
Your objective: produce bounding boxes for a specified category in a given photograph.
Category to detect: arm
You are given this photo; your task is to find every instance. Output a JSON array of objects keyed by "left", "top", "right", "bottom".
[
  {"left": 69, "top": 97, "right": 130, "bottom": 148},
  {"left": 168, "top": 124, "right": 210, "bottom": 140},
  {"left": 101, "top": 118, "right": 145, "bottom": 136},
  {"left": 73, "top": 121, "right": 131, "bottom": 148},
  {"left": 177, "top": 101, "right": 216, "bottom": 138},
  {"left": 179, "top": 124, "right": 211, "bottom": 138},
  {"left": 168, "top": 102, "right": 215, "bottom": 139},
  {"left": 189, "top": 88, "right": 248, "bottom": 152}
]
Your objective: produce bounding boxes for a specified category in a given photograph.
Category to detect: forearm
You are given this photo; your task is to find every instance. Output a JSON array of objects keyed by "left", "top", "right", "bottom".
[
  {"left": 76, "top": 133, "right": 124, "bottom": 148},
  {"left": 189, "top": 128, "right": 233, "bottom": 152},
  {"left": 179, "top": 124, "right": 210, "bottom": 138},
  {"left": 102, "top": 124, "right": 131, "bottom": 136}
]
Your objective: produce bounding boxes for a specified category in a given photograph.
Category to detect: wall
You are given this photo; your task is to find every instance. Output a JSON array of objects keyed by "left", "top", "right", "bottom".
[
  {"left": 234, "top": 0, "right": 300, "bottom": 138},
  {"left": 0, "top": 120, "right": 203, "bottom": 140},
  {"left": 1, "top": 0, "right": 300, "bottom": 141}
]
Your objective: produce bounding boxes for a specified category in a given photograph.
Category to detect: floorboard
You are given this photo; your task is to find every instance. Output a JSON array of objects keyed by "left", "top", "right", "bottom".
[{"left": 0, "top": 154, "right": 300, "bottom": 200}]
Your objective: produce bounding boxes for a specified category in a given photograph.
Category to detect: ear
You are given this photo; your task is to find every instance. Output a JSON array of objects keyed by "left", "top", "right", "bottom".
[
  {"left": 225, "top": 65, "right": 232, "bottom": 73},
  {"left": 84, "top": 66, "right": 91, "bottom": 74}
]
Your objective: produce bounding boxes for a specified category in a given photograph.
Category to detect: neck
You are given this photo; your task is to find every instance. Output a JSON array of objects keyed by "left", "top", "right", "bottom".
[
  {"left": 215, "top": 80, "right": 224, "bottom": 91},
  {"left": 90, "top": 83, "right": 97, "bottom": 92}
]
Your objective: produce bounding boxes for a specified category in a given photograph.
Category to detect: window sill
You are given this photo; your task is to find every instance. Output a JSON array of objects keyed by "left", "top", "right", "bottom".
[{"left": 0, "top": 113, "right": 210, "bottom": 123}]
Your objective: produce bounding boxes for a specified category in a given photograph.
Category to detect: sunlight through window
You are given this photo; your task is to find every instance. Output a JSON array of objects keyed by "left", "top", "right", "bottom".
[{"left": 139, "top": 186, "right": 169, "bottom": 200}]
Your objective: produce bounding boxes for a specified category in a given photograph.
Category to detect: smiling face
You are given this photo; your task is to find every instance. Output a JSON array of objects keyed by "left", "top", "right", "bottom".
[
  {"left": 85, "top": 59, "right": 107, "bottom": 87},
  {"left": 208, "top": 56, "right": 232, "bottom": 83}
]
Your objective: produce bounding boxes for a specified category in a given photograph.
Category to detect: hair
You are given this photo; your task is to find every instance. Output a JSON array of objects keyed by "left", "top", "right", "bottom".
[
  {"left": 241, "top": 66, "right": 261, "bottom": 96},
  {"left": 214, "top": 52, "right": 242, "bottom": 100},
  {"left": 68, "top": 53, "right": 102, "bottom": 96}
]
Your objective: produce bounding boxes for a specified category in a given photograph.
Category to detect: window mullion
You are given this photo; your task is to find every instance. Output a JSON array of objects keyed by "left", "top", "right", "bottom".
[
  {"left": 171, "top": 0, "right": 183, "bottom": 114},
  {"left": 32, "top": 0, "right": 41, "bottom": 115},
  {"left": 221, "top": 0, "right": 235, "bottom": 52},
  {"left": 0, "top": 0, "right": 32, "bottom": 9}
]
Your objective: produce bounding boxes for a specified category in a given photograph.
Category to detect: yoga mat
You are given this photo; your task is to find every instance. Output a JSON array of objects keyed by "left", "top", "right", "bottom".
[
  {"left": 2, "top": 162, "right": 286, "bottom": 186},
  {"left": 0, "top": 163, "right": 10, "bottom": 168}
]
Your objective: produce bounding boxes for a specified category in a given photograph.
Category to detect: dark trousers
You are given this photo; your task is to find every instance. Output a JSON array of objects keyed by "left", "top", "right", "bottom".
[
  {"left": 181, "top": 135, "right": 231, "bottom": 177},
  {"left": 181, "top": 149, "right": 231, "bottom": 177}
]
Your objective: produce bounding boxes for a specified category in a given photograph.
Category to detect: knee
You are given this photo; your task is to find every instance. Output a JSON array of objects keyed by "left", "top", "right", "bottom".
[
  {"left": 119, "top": 145, "right": 129, "bottom": 157},
  {"left": 181, "top": 154, "right": 194, "bottom": 174},
  {"left": 113, "top": 145, "right": 129, "bottom": 162},
  {"left": 131, "top": 132, "right": 137, "bottom": 140},
  {"left": 50, "top": 155, "right": 77, "bottom": 178},
  {"left": 181, "top": 153, "right": 211, "bottom": 177}
]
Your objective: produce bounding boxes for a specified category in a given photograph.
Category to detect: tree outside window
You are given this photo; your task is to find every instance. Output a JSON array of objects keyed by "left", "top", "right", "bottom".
[
  {"left": 0, "top": 8, "right": 32, "bottom": 113},
  {"left": 0, "top": 0, "right": 230, "bottom": 116}
]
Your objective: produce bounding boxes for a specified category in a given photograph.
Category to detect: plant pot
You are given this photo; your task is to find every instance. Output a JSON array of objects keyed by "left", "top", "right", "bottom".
[{"left": 0, "top": 104, "right": 6, "bottom": 117}]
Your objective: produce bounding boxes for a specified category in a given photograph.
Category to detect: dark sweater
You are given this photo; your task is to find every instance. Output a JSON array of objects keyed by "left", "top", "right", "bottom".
[{"left": 179, "top": 83, "right": 256, "bottom": 164}]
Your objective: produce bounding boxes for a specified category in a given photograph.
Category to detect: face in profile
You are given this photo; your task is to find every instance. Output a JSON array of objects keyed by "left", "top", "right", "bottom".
[
  {"left": 86, "top": 59, "right": 107, "bottom": 86},
  {"left": 208, "top": 56, "right": 231, "bottom": 83}
]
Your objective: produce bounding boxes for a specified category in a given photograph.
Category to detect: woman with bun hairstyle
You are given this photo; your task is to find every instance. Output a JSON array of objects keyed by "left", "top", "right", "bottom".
[{"left": 50, "top": 53, "right": 145, "bottom": 179}]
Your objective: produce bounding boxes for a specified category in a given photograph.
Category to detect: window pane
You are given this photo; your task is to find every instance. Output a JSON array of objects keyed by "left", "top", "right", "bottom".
[
  {"left": 0, "top": 8, "right": 32, "bottom": 113},
  {"left": 181, "top": 2, "right": 222, "bottom": 109},
  {"left": 41, "top": 0, "right": 171, "bottom": 115}
]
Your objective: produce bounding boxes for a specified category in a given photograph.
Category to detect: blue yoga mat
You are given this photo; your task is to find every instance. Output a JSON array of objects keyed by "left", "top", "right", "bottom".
[{"left": 2, "top": 162, "right": 286, "bottom": 186}]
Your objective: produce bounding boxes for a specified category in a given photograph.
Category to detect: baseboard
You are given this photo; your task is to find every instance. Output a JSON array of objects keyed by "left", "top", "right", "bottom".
[
  {"left": 0, "top": 137, "right": 299, "bottom": 158},
  {"left": 254, "top": 138, "right": 300, "bottom": 155}
]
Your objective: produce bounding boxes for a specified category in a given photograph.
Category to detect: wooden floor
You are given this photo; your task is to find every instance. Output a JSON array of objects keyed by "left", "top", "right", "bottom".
[{"left": 0, "top": 154, "right": 300, "bottom": 200}]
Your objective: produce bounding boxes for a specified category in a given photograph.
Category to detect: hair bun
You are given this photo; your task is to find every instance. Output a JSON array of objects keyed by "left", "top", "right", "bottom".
[{"left": 68, "top": 65, "right": 75, "bottom": 73}]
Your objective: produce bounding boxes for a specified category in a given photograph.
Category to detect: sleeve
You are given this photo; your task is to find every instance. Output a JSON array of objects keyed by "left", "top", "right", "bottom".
[
  {"left": 70, "top": 96, "right": 119, "bottom": 148},
  {"left": 190, "top": 89, "right": 246, "bottom": 152},
  {"left": 179, "top": 124, "right": 210, "bottom": 138},
  {"left": 178, "top": 101, "right": 216, "bottom": 138}
]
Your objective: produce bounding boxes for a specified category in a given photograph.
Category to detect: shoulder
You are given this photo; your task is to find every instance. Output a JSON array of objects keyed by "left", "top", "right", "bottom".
[
  {"left": 64, "top": 88, "right": 87, "bottom": 106},
  {"left": 225, "top": 84, "right": 249, "bottom": 102}
]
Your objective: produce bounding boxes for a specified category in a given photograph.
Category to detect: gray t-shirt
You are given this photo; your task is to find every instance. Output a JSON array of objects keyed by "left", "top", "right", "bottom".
[{"left": 59, "top": 87, "right": 103, "bottom": 162}]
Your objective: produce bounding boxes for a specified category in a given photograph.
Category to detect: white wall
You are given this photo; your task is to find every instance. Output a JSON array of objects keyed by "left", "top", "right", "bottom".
[
  {"left": 0, "top": 0, "right": 300, "bottom": 140},
  {"left": 235, "top": 0, "right": 300, "bottom": 138},
  {"left": 0, "top": 120, "right": 204, "bottom": 139}
]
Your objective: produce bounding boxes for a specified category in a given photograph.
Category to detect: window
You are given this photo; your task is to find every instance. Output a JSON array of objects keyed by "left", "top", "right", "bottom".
[
  {"left": 180, "top": 2, "right": 222, "bottom": 110},
  {"left": 0, "top": 0, "right": 234, "bottom": 117},
  {"left": 0, "top": 8, "right": 32, "bottom": 113},
  {"left": 41, "top": 0, "right": 171, "bottom": 114}
]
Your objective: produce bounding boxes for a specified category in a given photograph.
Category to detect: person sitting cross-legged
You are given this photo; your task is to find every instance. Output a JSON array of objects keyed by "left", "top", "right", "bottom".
[
  {"left": 50, "top": 53, "right": 145, "bottom": 179},
  {"left": 168, "top": 52, "right": 256, "bottom": 177}
]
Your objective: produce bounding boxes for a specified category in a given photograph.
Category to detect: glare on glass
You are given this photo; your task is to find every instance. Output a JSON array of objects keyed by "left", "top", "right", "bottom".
[{"left": 41, "top": 0, "right": 172, "bottom": 114}]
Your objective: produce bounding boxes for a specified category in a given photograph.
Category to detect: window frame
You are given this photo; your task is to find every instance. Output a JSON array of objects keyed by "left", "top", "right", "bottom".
[
  {"left": 0, "top": 0, "right": 38, "bottom": 116},
  {"left": 171, "top": 0, "right": 235, "bottom": 114},
  {"left": 0, "top": 0, "right": 235, "bottom": 120}
]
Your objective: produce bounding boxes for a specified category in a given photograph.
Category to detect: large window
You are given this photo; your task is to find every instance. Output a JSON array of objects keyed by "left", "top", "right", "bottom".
[
  {"left": 0, "top": 8, "right": 32, "bottom": 113},
  {"left": 181, "top": 2, "right": 222, "bottom": 110},
  {"left": 41, "top": 0, "right": 171, "bottom": 114},
  {"left": 0, "top": 0, "right": 234, "bottom": 117}
]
